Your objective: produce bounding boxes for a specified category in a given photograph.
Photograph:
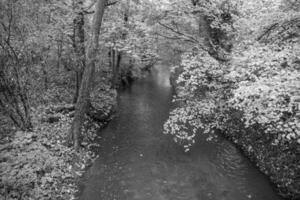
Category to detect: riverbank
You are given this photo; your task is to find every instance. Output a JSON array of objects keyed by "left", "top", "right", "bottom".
[
  {"left": 0, "top": 95, "right": 116, "bottom": 200},
  {"left": 169, "top": 67, "right": 300, "bottom": 200},
  {"left": 78, "top": 64, "right": 283, "bottom": 200},
  {"left": 221, "top": 120, "right": 299, "bottom": 199}
]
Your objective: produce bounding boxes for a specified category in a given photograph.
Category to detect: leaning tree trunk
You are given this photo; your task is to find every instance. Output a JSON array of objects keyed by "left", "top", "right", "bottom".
[{"left": 69, "top": 0, "right": 107, "bottom": 150}]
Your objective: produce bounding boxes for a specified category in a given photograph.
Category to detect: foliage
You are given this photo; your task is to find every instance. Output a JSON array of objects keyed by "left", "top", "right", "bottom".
[
  {"left": 1, "top": 0, "right": 299, "bottom": 198},
  {"left": 164, "top": 0, "right": 300, "bottom": 151},
  {"left": 163, "top": 0, "right": 300, "bottom": 197},
  {"left": 101, "top": 0, "right": 159, "bottom": 78},
  {"left": 0, "top": 108, "right": 99, "bottom": 200},
  {"left": 229, "top": 42, "right": 300, "bottom": 145},
  {"left": 164, "top": 49, "right": 229, "bottom": 150},
  {"left": 163, "top": 0, "right": 238, "bottom": 150},
  {"left": 0, "top": 74, "right": 116, "bottom": 199}
]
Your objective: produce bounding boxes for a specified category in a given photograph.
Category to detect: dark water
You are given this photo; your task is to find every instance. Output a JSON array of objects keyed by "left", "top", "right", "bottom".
[{"left": 78, "top": 65, "right": 282, "bottom": 200}]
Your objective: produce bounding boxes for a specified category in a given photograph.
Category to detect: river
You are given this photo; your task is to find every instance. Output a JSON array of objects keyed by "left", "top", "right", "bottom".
[{"left": 78, "top": 65, "right": 282, "bottom": 200}]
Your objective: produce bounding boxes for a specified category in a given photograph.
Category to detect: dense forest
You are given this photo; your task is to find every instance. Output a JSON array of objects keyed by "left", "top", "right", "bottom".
[{"left": 0, "top": 0, "right": 299, "bottom": 199}]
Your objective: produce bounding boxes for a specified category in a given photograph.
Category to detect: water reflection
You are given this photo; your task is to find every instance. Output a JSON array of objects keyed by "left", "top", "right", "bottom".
[
  {"left": 152, "top": 65, "right": 171, "bottom": 88},
  {"left": 78, "top": 64, "right": 282, "bottom": 200}
]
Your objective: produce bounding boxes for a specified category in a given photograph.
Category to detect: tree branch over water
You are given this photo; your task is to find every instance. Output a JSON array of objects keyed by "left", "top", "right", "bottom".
[{"left": 157, "top": 21, "right": 199, "bottom": 43}]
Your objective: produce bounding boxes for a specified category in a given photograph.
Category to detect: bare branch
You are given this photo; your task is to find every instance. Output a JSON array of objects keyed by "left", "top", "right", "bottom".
[
  {"left": 154, "top": 32, "right": 196, "bottom": 43},
  {"left": 157, "top": 21, "right": 199, "bottom": 43}
]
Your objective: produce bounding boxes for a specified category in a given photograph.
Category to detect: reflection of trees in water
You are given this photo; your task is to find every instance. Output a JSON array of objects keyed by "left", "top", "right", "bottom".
[{"left": 153, "top": 65, "right": 171, "bottom": 88}]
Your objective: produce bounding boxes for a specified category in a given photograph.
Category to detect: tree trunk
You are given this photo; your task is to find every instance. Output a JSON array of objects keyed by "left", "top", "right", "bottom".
[
  {"left": 69, "top": 0, "right": 107, "bottom": 150},
  {"left": 42, "top": 63, "right": 48, "bottom": 90},
  {"left": 111, "top": 48, "right": 117, "bottom": 88},
  {"left": 113, "top": 51, "right": 122, "bottom": 87},
  {"left": 196, "top": 3, "right": 232, "bottom": 62},
  {"left": 108, "top": 47, "right": 112, "bottom": 69},
  {"left": 111, "top": 1, "right": 129, "bottom": 88},
  {"left": 111, "top": 49, "right": 123, "bottom": 89},
  {"left": 73, "top": 0, "right": 86, "bottom": 103},
  {"left": 57, "top": 35, "right": 62, "bottom": 72}
]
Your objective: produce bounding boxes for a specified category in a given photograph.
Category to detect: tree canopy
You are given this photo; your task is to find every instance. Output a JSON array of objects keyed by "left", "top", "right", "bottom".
[{"left": 0, "top": 0, "right": 299, "bottom": 199}]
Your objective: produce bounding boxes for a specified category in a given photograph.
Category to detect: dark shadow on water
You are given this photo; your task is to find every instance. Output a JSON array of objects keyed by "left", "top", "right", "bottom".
[{"left": 77, "top": 65, "right": 282, "bottom": 200}]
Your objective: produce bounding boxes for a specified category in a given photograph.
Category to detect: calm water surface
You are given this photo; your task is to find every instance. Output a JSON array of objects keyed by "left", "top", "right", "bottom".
[{"left": 78, "top": 65, "right": 282, "bottom": 200}]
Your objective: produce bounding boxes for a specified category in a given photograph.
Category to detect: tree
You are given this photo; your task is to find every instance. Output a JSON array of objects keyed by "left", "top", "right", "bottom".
[
  {"left": 163, "top": 1, "right": 300, "bottom": 196},
  {"left": 72, "top": 0, "right": 86, "bottom": 103},
  {"left": 69, "top": 0, "right": 108, "bottom": 149},
  {"left": 110, "top": 0, "right": 130, "bottom": 88},
  {"left": 0, "top": 0, "right": 34, "bottom": 131}
]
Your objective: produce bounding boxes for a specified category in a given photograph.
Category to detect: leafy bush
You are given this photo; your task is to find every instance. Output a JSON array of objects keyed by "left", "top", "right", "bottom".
[
  {"left": 164, "top": 49, "right": 232, "bottom": 151},
  {"left": 229, "top": 43, "right": 300, "bottom": 145},
  {"left": 164, "top": 0, "right": 300, "bottom": 153},
  {"left": 163, "top": 1, "right": 300, "bottom": 197}
]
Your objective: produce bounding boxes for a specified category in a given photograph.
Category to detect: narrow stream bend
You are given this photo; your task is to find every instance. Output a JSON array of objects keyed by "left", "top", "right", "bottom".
[{"left": 78, "top": 65, "right": 282, "bottom": 200}]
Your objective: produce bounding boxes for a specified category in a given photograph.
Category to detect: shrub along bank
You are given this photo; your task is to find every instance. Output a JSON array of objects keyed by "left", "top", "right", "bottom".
[
  {"left": 0, "top": 89, "right": 116, "bottom": 200},
  {"left": 163, "top": 1, "right": 299, "bottom": 199},
  {"left": 165, "top": 57, "right": 300, "bottom": 199}
]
